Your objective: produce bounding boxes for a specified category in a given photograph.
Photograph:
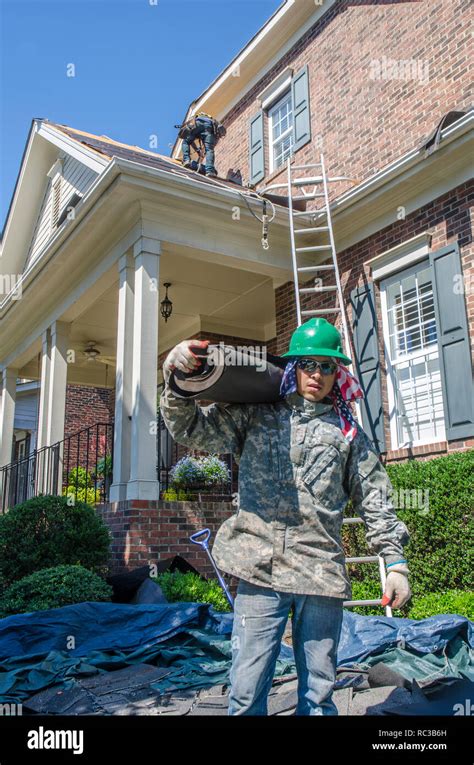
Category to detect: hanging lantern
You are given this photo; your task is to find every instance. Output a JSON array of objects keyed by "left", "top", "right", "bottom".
[{"left": 160, "top": 282, "right": 173, "bottom": 322}]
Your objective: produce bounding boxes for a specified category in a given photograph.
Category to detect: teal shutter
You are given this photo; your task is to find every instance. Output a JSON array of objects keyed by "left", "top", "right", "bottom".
[
  {"left": 350, "top": 282, "right": 386, "bottom": 453},
  {"left": 429, "top": 243, "right": 474, "bottom": 439},
  {"left": 249, "top": 111, "right": 264, "bottom": 184},
  {"left": 291, "top": 65, "right": 311, "bottom": 151}
]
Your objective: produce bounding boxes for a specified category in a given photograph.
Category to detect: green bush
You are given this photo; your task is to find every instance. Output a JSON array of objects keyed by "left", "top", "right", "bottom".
[
  {"left": 62, "top": 467, "right": 101, "bottom": 504},
  {"left": 151, "top": 571, "right": 231, "bottom": 612},
  {"left": 161, "top": 487, "right": 193, "bottom": 501},
  {"left": 0, "top": 564, "right": 113, "bottom": 618},
  {"left": 406, "top": 590, "right": 474, "bottom": 621},
  {"left": 0, "top": 494, "right": 112, "bottom": 587},
  {"left": 342, "top": 449, "right": 474, "bottom": 604},
  {"left": 170, "top": 454, "right": 230, "bottom": 490}
]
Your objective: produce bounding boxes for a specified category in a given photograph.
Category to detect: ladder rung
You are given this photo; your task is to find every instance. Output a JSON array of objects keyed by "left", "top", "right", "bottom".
[
  {"left": 293, "top": 210, "right": 326, "bottom": 217},
  {"left": 292, "top": 163, "right": 322, "bottom": 169},
  {"left": 292, "top": 193, "right": 325, "bottom": 200},
  {"left": 342, "top": 517, "right": 364, "bottom": 524},
  {"left": 297, "top": 265, "right": 335, "bottom": 272},
  {"left": 301, "top": 308, "right": 341, "bottom": 315},
  {"left": 346, "top": 556, "right": 379, "bottom": 564},
  {"left": 299, "top": 286, "right": 337, "bottom": 293},
  {"left": 296, "top": 245, "right": 332, "bottom": 253},
  {"left": 291, "top": 176, "right": 324, "bottom": 185},
  {"left": 343, "top": 599, "right": 383, "bottom": 607},
  {"left": 294, "top": 227, "right": 329, "bottom": 234}
]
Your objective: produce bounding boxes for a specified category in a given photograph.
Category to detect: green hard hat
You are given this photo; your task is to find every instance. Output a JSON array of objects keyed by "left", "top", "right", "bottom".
[{"left": 281, "top": 318, "right": 352, "bottom": 365}]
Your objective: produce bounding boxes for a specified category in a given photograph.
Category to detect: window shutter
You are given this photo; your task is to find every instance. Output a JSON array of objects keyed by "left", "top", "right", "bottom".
[
  {"left": 291, "top": 64, "right": 311, "bottom": 152},
  {"left": 429, "top": 243, "right": 474, "bottom": 440},
  {"left": 350, "top": 282, "right": 386, "bottom": 453},
  {"left": 249, "top": 110, "right": 265, "bottom": 184}
]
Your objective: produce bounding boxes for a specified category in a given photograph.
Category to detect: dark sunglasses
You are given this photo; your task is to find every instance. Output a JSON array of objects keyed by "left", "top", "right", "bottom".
[{"left": 296, "top": 358, "right": 338, "bottom": 375}]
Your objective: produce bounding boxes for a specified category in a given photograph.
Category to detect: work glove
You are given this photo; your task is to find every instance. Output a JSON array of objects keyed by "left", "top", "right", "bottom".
[
  {"left": 381, "top": 563, "right": 412, "bottom": 609},
  {"left": 163, "top": 339, "right": 210, "bottom": 384}
]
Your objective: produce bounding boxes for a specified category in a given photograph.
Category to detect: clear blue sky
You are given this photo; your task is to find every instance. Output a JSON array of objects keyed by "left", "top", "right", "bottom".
[{"left": 0, "top": 0, "right": 282, "bottom": 231}]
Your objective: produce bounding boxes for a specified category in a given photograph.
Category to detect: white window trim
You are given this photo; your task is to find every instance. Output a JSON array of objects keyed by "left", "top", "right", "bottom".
[
  {"left": 268, "top": 90, "right": 293, "bottom": 174},
  {"left": 259, "top": 69, "right": 293, "bottom": 110},
  {"left": 368, "top": 232, "right": 432, "bottom": 281},
  {"left": 380, "top": 258, "right": 446, "bottom": 450}
]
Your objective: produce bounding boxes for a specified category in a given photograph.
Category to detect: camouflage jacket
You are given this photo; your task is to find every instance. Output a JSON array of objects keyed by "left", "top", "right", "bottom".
[{"left": 160, "top": 385, "right": 410, "bottom": 598}]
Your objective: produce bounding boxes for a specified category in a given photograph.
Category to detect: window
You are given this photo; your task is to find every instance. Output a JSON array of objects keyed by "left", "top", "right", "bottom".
[
  {"left": 380, "top": 260, "right": 445, "bottom": 448},
  {"left": 268, "top": 90, "right": 294, "bottom": 173},
  {"left": 249, "top": 65, "right": 310, "bottom": 185}
]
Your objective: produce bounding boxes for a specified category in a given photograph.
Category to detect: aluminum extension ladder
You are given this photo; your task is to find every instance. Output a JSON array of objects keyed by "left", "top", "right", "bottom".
[{"left": 262, "top": 153, "right": 393, "bottom": 617}]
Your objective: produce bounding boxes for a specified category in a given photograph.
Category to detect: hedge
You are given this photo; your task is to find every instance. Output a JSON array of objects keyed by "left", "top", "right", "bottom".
[
  {"left": 0, "top": 564, "right": 113, "bottom": 618},
  {"left": 342, "top": 449, "right": 474, "bottom": 617},
  {"left": 0, "top": 494, "right": 112, "bottom": 587}
]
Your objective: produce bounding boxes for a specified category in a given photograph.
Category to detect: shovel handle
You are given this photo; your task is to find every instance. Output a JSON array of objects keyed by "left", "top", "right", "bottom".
[{"left": 189, "top": 528, "right": 211, "bottom": 547}]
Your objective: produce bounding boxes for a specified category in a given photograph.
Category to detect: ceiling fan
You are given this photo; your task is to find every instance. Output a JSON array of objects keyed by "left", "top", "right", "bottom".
[{"left": 81, "top": 341, "right": 116, "bottom": 366}]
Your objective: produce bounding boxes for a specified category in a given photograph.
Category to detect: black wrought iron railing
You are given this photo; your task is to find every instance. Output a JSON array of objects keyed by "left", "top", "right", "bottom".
[
  {"left": 0, "top": 422, "right": 114, "bottom": 513},
  {"left": 1, "top": 413, "right": 238, "bottom": 513},
  {"left": 156, "top": 410, "right": 237, "bottom": 498}
]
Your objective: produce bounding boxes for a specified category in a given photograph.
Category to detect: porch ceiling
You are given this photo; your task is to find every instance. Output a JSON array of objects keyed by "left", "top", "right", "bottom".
[{"left": 15, "top": 240, "right": 283, "bottom": 387}]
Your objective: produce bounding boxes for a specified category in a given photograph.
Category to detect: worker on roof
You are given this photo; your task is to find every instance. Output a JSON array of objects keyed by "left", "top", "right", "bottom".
[
  {"left": 160, "top": 318, "right": 411, "bottom": 716},
  {"left": 177, "top": 112, "right": 226, "bottom": 178}
]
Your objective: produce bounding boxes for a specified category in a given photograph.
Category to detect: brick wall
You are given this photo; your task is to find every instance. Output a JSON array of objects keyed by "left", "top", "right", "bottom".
[
  {"left": 97, "top": 498, "right": 240, "bottom": 595},
  {"left": 272, "top": 180, "right": 474, "bottom": 462},
  {"left": 213, "top": 0, "right": 471, "bottom": 192},
  {"left": 63, "top": 384, "right": 115, "bottom": 482}
]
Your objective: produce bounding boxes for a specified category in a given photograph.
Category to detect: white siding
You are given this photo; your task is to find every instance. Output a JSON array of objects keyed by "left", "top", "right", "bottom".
[
  {"left": 24, "top": 155, "right": 99, "bottom": 271},
  {"left": 14, "top": 391, "right": 39, "bottom": 431}
]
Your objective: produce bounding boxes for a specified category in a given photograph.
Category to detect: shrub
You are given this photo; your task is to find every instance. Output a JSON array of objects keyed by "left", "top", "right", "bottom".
[
  {"left": 151, "top": 571, "right": 231, "bottom": 612},
  {"left": 170, "top": 454, "right": 230, "bottom": 490},
  {"left": 161, "top": 487, "right": 193, "bottom": 501},
  {"left": 342, "top": 450, "right": 474, "bottom": 602},
  {"left": 0, "top": 565, "right": 113, "bottom": 618},
  {"left": 0, "top": 494, "right": 112, "bottom": 587},
  {"left": 62, "top": 467, "right": 101, "bottom": 504},
  {"left": 406, "top": 590, "right": 474, "bottom": 621}
]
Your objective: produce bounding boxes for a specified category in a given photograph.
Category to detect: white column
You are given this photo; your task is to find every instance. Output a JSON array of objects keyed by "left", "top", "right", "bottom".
[
  {"left": 126, "top": 237, "right": 161, "bottom": 501},
  {"left": 46, "top": 321, "right": 71, "bottom": 446},
  {"left": 109, "top": 252, "right": 135, "bottom": 502},
  {"left": 0, "top": 367, "right": 18, "bottom": 467},
  {"left": 36, "top": 329, "right": 51, "bottom": 450}
]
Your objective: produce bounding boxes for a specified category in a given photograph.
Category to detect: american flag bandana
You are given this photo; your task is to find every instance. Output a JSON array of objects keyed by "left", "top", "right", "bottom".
[{"left": 279, "top": 357, "right": 365, "bottom": 442}]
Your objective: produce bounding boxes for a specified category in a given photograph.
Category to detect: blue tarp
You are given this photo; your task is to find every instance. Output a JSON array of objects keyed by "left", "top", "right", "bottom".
[{"left": 0, "top": 602, "right": 472, "bottom": 704}]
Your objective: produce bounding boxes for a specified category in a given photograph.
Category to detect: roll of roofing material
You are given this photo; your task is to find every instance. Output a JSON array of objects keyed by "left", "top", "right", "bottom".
[{"left": 168, "top": 343, "right": 289, "bottom": 404}]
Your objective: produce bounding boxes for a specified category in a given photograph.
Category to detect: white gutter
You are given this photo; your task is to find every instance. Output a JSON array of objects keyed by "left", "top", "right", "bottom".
[
  {"left": 330, "top": 110, "right": 473, "bottom": 215},
  {"left": 2, "top": 110, "right": 470, "bottom": 315},
  {"left": 0, "top": 155, "right": 288, "bottom": 316}
]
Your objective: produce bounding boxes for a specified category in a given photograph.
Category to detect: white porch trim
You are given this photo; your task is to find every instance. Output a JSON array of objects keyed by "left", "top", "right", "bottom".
[
  {"left": 126, "top": 236, "right": 161, "bottom": 501},
  {"left": 109, "top": 252, "right": 135, "bottom": 502}
]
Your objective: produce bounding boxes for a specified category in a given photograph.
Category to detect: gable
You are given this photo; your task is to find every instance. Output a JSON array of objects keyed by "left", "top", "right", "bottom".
[{"left": 24, "top": 154, "right": 99, "bottom": 272}]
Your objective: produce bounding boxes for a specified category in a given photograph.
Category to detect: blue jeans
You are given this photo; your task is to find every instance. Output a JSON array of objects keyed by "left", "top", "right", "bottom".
[
  {"left": 228, "top": 579, "right": 344, "bottom": 716},
  {"left": 181, "top": 117, "right": 217, "bottom": 175}
]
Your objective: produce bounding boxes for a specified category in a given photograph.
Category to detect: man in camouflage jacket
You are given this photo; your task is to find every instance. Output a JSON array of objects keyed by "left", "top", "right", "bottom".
[{"left": 160, "top": 320, "right": 411, "bottom": 715}]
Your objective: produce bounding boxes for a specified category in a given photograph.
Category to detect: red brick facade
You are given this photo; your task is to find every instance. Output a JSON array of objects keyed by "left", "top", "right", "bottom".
[
  {"left": 87, "top": 1, "right": 473, "bottom": 578},
  {"left": 97, "top": 498, "right": 239, "bottom": 593},
  {"left": 272, "top": 180, "right": 474, "bottom": 463},
  {"left": 63, "top": 384, "right": 115, "bottom": 485},
  {"left": 213, "top": 0, "right": 471, "bottom": 194}
]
